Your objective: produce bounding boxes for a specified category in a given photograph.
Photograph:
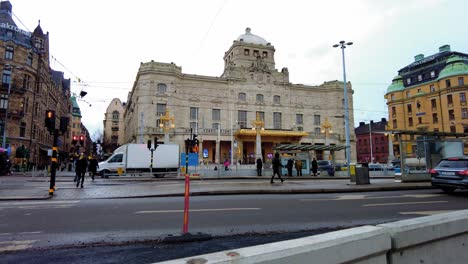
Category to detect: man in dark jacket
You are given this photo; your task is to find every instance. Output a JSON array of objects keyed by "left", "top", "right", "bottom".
[
  {"left": 286, "top": 158, "right": 294, "bottom": 176},
  {"left": 311, "top": 158, "right": 318, "bottom": 176},
  {"left": 271, "top": 153, "right": 284, "bottom": 184},
  {"left": 88, "top": 155, "right": 99, "bottom": 180},
  {"left": 256, "top": 158, "right": 263, "bottom": 176},
  {"left": 76, "top": 153, "right": 88, "bottom": 188}
]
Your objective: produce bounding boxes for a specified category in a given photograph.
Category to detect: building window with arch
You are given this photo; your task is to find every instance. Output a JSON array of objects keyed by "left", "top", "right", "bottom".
[
  {"left": 446, "top": 79, "right": 451, "bottom": 88},
  {"left": 314, "top": 115, "right": 320, "bottom": 126},
  {"left": 112, "top": 111, "right": 119, "bottom": 120},
  {"left": 5, "top": 46, "right": 13, "bottom": 60},
  {"left": 212, "top": 109, "right": 220, "bottom": 121},
  {"left": 262, "top": 51, "right": 268, "bottom": 58},
  {"left": 273, "top": 112, "right": 282, "bottom": 129},
  {"left": 244, "top": 49, "right": 249, "bottom": 56},
  {"left": 157, "top": 83, "right": 167, "bottom": 93},
  {"left": 256, "top": 94, "right": 264, "bottom": 103},
  {"left": 406, "top": 90, "right": 410, "bottom": 98},
  {"left": 273, "top": 95, "right": 280, "bottom": 104},
  {"left": 238, "top": 92, "right": 246, "bottom": 101},
  {"left": 296, "top": 114, "right": 303, "bottom": 125},
  {"left": 157, "top": 103, "right": 166, "bottom": 116},
  {"left": 447, "top": 94, "right": 453, "bottom": 105},
  {"left": 238, "top": 110, "right": 247, "bottom": 128},
  {"left": 430, "top": 84, "right": 435, "bottom": 92},
  {"left": 190, "top": 107, "right": 198, "bottom": 120},
  {"left": 459, "top": 77, "right": 465, "bottom": 86}
]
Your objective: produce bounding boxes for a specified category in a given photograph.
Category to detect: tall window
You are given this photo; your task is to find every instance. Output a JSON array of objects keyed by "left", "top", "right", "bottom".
[
  {"left": 256, "top": 111, "right": 265, "bottom": 121},
  {"left": 0, "top": 94, "right": 8, "bottom": 109},
  {"left": 391, "top": 107, "right": 396, "bottom": 117},
  {"left": 460, "top": 93, "right": 466, "bottom": 103},
  {"left": 430, "top": 84, "right": 435, "bottom": 92},
  {"left": 2, "top": 70, "right": 11, "bottom": 88},
  {"left": 156, "top": 103, "right": 166, "bottom": 116},
  {"left": 238, "top": 110, "right": 247, "bottom": 128},
  {"left": 244, "top": 49, "right": 249, "bottom": 56},
  {"left": 447, "top": 94, "right": 453, "bottom": 105},
  {"left": 314, "top": 115, "right": 320, "bottom": 125},
  {"left": 4, "top": 45, "right": 13, "bottom": 60},
  {"left": 393, "top": 119, "right": 397, "bottom": 129},
  {"left": 432, "top": 113, "right": 438, "bottom": 123},
  {"left": 190, "top": 107, "right": 198, "bottom": 120},
  {"left": 0, "top": 120, "right": 4, "bottom": 138},
  {"left": 446, "top": 79, "right": 451, "bottom": 88},
  {"left": 314, "top": 127, "right": 321, "bottom": 134},
  {"left": 408, "top": 117, "right": 413, "bottom": 127},
  {"left": 296, "top": 114, "right": 303, "bottom": 125},
  {"left": 157, "top": 83, "right": 167, "bottom": 93},
  {"left": 256, "top": 94, "right": 264, "bottom": 103},
  {"left": 462, "top": 108, "right": 468, "bottom": 119},
  {"left": 212, "top": 109, "right": 220, "bottom": 121},
  {"left": 430, "top": 71, "right": 435, "bottom": 78},
  {"left": 112, "top": 111, "right": 119, "bottom": 120},
  {"left": 27, "top": 52, "right": 33, "bottom": 66},
  {"left": 273, "top": 95, "right": 280, "bottom": 104},
  {"left": 273, "top": 112, "right": 282, "bottom": 129},
  {"left": 459, "top": 77, "right": 465, "bottom": 86},
  {"left": 390, "top": 94, "right": 395, "bottom": 100},
  {"left": 406, "top": 91, "right": 411, "bottom": 98},
  {"left": 431, "top": 99, "right": 437, "bottom": 109},
  {"left": 407, "top": 104, "right": 412, "bottom": 114},
  {"left": 19, "top": 122, "right": 26, "bottom": 137},
  {"left": 448, "top": 109, "right": 455, "bottom": 120},
  {"left": 238, "top": 92, "right": 246, "bottom": 101}
]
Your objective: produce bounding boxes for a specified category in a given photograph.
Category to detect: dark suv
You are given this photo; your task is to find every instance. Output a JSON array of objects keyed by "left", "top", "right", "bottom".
[{"left": 430, "top": 157, "right": 468, "bottom": 193}]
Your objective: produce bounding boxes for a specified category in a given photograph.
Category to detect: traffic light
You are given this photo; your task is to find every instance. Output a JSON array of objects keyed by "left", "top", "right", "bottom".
[
  {"left": 72, "top": 135, "right": 78, "bottom": 145},
  {"left": 60, "top": 117, "right": 69, "bottom": 133},
  {"left": 79, "top": 135, "right": 84, "bottom": 145},
  {"left": 45, "top": 110, "right": 56, "bottom": 133},
  {"left": 154, "top": 137, "right": 159, "bottom": 149}
]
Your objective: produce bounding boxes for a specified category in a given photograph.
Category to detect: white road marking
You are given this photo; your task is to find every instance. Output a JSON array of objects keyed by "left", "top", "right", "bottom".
[
  {"left": 0, "top": 240, "right": 38, "bottom": 252},
  {"left": 0, "top": 233, "right": 12, "bottom": 236},
  {"left": 363, "top": 201, "right": 448, "bottom": 207},
  {"left": 399, "top": 210, "right": 455, "bottom": 216},
  {"left": 300, "top": 193, "right": 443, "bottom": 202},
  {"left": 0, "top": 200, "right": 80, "bottom": 206},
  {"left": 135, "top": 208, "right": 261, "bottom": 214},
  {"left": 18, "top": 231, "right": 43, "bottom": 235}
]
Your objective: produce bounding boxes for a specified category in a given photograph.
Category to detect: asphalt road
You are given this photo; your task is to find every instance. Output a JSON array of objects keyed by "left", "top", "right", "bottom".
[{"left": 1, "top": 189, "right": 468, "bottom": 263}]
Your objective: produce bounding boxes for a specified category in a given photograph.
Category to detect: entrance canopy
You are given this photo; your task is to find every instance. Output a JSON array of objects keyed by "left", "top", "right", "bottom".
[{"left": 274, "top": 144, "right": 348, "bottom": 152}]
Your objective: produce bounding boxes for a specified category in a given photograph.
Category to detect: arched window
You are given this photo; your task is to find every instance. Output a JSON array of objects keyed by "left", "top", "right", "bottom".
[
  {"left": 157, "top": 83, "right": 167, "bottom": 93},
  {"left": 238, "top": 92, "right": 246, "bottom": 101},
  {"left": 256, "top": 94, "right": 264, "bottom": 103},
  {"left": 273, "top": 95, "right": 280, "bottom": 104},
  {"left": 112, "top": 111, "right": 119, "bottom": 120}
]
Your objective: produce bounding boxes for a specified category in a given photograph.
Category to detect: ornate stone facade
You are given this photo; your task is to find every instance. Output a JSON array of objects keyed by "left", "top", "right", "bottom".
[
  {"left": 124, "top": 28, "right": 356, "bottom": 164},
  {"left": 0, "top": 1, "right": 72, "bottom": 169},
  {"left": 103, "top": 98, "right": 125, "bottom": 153}
]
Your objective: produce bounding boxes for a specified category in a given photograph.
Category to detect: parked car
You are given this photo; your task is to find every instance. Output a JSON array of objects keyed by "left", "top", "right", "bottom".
[
  {"left": 430, "top": 156, "right": 468, "bottom": 194},
  {"left": 316, "top": 160, "right": 335, "bottom": 176}
]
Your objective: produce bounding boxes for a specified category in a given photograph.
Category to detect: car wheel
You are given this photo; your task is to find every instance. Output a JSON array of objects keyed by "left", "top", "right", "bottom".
[{"left": 441, "top": 187, "right": 456, "bottom": 194}]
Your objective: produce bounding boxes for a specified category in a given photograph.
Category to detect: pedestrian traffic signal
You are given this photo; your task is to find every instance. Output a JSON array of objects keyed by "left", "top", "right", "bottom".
[
  {"left": 45, "top": 110, "right": 56, "bottom": 133},
  {"left": 79, "top": 135, "right": 84, "bottom": 145},
  {"left": 72, "top": 135, "right": 78, "bottom": 145}
]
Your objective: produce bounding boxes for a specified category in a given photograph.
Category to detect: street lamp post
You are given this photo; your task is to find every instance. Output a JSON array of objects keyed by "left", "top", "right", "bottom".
[
  {"left": 369, "top": 122, "right": 373, "bottom": 164},
  {"left": 333, "top": 40, "right": 353, "bottom": 177}
]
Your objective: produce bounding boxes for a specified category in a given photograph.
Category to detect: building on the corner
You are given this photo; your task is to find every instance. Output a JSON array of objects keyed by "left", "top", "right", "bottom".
[
  {"left": 124, "top": 28, "right": 356, "bottom": 164},
  {"left": 0, "top": 1, "right": 72, "bottom": 169},
  {"left": 103, "top": 98, "right": 126, "bottom": 153},
  {"left": 384, "top": 45, "right": 468, "bottom": 156},
  {"left": 355, "top": 118, "right": 389, "bottom": 164}
]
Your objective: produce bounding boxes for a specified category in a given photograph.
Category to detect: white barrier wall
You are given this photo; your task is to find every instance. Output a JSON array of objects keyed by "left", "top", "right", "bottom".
[{"left": 157, "top": 210, "right": 468, "bottom": 264}]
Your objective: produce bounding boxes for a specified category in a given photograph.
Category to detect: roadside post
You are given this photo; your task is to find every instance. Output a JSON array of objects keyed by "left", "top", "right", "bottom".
[
  {"left": 147, "top": 137, "right": 158, "bottom": 176},
  {"left": 183, "top": 173, "right": 190, "bottom": 234}
]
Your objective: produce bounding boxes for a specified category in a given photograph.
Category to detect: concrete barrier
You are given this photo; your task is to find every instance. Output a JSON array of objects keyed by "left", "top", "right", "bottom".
[{"left": 157, "top": 210, "right": 468, "bottom": 264}]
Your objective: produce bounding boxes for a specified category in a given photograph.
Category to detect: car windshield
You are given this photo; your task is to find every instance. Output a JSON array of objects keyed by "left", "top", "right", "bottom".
[
  {"left": 317, "top": 161, "right": 330, "bottom": 165},
  {"left": 437, "top": 160, "right": 468, "bottom": 168}
]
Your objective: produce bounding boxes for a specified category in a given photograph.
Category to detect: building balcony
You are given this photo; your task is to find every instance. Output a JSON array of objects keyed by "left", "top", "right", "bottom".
[{"left": 416, "top": 122, "right": 430, "bottom": 131}]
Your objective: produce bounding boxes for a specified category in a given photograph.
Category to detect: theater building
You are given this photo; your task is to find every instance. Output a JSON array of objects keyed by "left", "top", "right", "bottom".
[{"left": 124, "top": 28, "right": 356, "bottom": 164}]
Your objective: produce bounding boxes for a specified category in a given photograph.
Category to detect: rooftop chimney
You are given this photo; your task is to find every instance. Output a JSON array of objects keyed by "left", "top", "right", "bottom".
[
  {"left": 359, "top": 122, "right": 365, "bottom": 127},
  {"left": 414, "top": 54, "right": 424, "bottom": 62},
  {"left": 439, "top": 44, "right": 451, "bottom": 53}
]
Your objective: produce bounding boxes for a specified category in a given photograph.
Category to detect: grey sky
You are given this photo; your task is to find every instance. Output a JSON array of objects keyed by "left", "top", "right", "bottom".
[{"left": 9, "top": 0, "right": 468, "bottom": 137}]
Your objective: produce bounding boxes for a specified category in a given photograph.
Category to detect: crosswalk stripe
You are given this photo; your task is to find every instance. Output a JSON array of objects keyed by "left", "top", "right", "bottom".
[
  {"left": 135, "top": 208, "right": 261, "bottom": 214},
  {"left": 363, "top": 201, "right": 448, "bottom": 207}
]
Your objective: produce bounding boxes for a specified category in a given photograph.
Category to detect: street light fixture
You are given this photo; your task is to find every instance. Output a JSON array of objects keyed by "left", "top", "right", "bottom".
[
  {"left": 159, "top": 109, "right": 175, "bottom": 144},
  {"left": 333, "top": 40, "right": 353, "bottom": 177}
]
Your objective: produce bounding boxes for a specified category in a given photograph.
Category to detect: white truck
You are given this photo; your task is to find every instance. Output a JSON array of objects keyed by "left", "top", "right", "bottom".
[{"left": 98, "top": 143, "right": 179, "bottom": 177}]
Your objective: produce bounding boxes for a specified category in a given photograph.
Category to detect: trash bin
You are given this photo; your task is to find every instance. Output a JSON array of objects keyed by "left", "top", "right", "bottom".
[{"left": 355, "top": 167, "right": 370, "bottom": 185}]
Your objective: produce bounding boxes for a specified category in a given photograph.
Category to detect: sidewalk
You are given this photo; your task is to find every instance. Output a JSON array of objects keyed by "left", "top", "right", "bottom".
[{"left": 0, "top": 170, "right": 433, "bottom": 201}]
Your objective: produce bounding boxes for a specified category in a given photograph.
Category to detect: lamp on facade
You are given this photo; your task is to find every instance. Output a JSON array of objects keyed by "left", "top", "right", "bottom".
[
  {"left": 251, "top": 112, "right": 264, "bottom": 159},
  {"left": 333, "top": 40, "right": 353, "bottom": 177},
  {"left": 159, "top": 109, "right": 175, "bottom": 144},
  {"left": 321, "top": 117, "right": 333, "bottom": 160}
]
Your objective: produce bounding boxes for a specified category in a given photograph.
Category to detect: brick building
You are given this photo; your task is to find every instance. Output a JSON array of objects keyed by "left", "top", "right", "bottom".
[
  {"left": 0, "top": 1, "right": 72, "bottom": 169},
  {"left": 355, "top": 118, "right": 389, "bottom": 164}
]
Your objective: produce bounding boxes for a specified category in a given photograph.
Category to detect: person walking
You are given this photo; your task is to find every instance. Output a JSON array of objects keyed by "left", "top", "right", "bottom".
[
  {"left": 286, "top": 158, "right": 294, "bottom": 176},
  {"left": 76, "top": 153, "right": 88, "bottom": 188},
  {"left": 223, "top": 159, "right": 230, "bottom": 171},
  {"left": 271, "top": 152, "right": 284, "bottom": 183},
  {"left": 256, "top": 157, "right": 263, "bottom": 176},
  {"left": 88, "top": 155, "right": 99, "bottom": 180},
  {"left": 295, "top": 159, "right": 303, "bottom": 176},
  {"left": 311, "top": 157, "right": 318, "bottom": 176}
]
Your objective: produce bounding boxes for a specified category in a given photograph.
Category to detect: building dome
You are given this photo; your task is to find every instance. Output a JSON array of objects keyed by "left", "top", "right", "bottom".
[
  {"left": 437, "top": 55, "right": 468, "bottom": 80},
  {"left": 237, "top": 27, "right": 268, "bottom": 45},
  {"left": 386, "top": 75, "right": 404, "bottom": 93}
]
